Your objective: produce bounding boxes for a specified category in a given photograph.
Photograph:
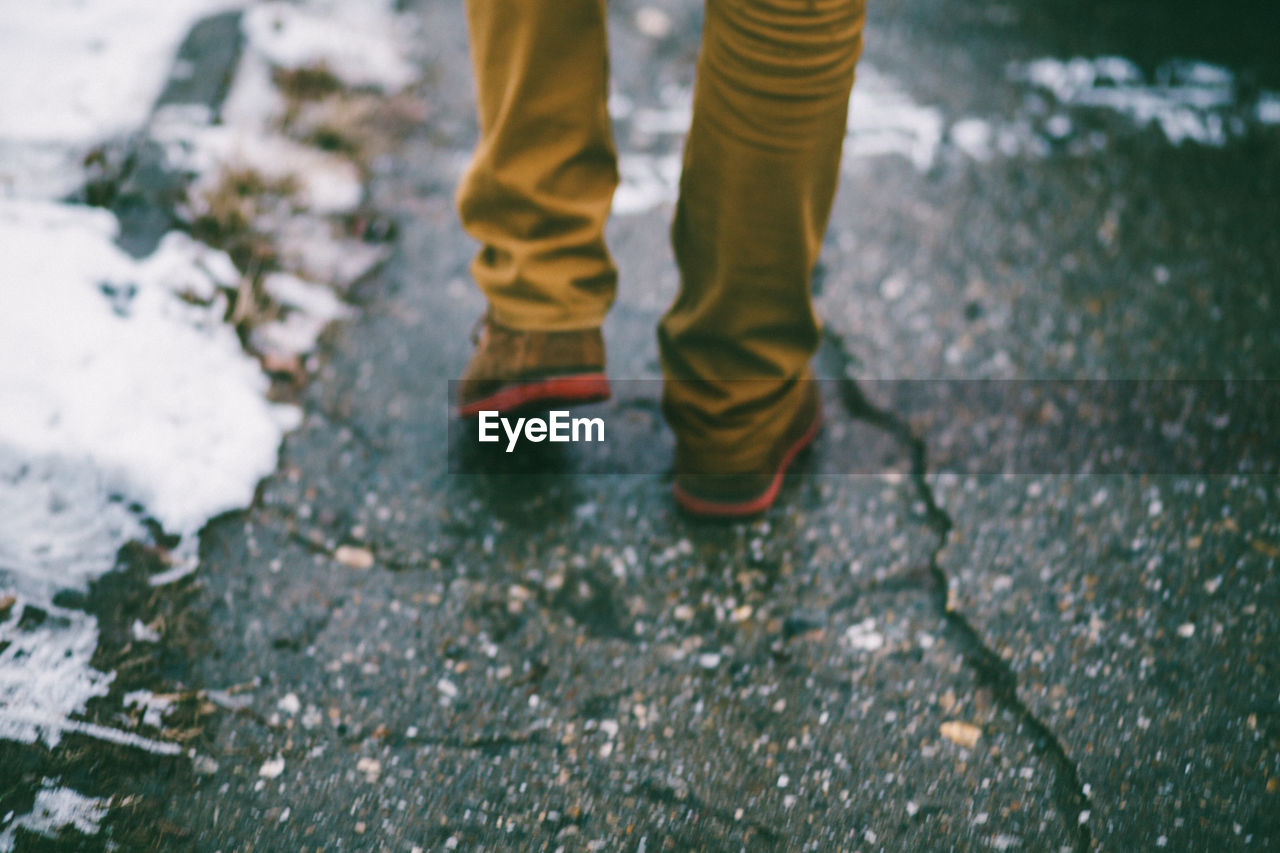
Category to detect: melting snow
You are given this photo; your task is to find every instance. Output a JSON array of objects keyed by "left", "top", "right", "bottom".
[
  {"left": 0, "top": 0, "right": 413, "bottom": 840},
  {"left": 0, "top": 784, "right": 109, "bottom": 852},
  {"left": 608, "top": 57, "right": 1279, "bottom": 215},
  {"left": 1012, "top": 56, "right": 1277, "bottom": 146}
]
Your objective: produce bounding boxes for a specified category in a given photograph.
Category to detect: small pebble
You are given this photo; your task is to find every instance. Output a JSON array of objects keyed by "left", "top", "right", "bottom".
[
  {"left": 940, "top": 721, "right": 981, "bottom": 749},
  {"left": 334, "top": 545, "right": 374, "bottom": 570},
  {"left": 635, "top": 6, "right": 672, "bottom": 38}
]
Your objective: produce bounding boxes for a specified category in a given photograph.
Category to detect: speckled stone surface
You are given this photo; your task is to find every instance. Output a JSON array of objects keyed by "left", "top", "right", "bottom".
[{"left": 134, "top": 0, "right": 1280, "bottom": 850}]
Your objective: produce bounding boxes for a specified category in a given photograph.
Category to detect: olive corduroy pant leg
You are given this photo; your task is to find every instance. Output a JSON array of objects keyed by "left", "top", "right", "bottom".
[
  {"left": 456, "top": 0, "right": 619, "bottom": 333},
  {"left": 660, "top": 0, "right": 865, "bottom": 474},
  {"left": 457, "top": 0, "right": 866, "bottom": 473}
]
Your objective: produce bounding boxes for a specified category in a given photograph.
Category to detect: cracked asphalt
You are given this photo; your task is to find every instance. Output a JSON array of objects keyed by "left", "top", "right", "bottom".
[{"left": 39, "top": 0, "right": 1276, "bottom": 849}]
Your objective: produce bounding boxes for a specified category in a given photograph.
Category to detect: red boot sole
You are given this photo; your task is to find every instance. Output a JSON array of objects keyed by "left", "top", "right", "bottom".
[
  {"left": 673, "top": 409, "right": 822, "bottom": 519},
  {"left": 455, "top": 373, "right": 611, "bottom": 418}
]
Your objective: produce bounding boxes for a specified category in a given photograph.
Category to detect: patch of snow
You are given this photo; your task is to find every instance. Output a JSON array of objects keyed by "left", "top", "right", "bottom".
[
  {"left": 632, "top": 86, "right": 693, "bottom": 137},
  {"left": 843, "top": 618, "right": 886, "bottom": 652},
  {"left": 0, "top": 783, "right": 109, "bottom": 852},
  {"left": 0, "top": 595, "right": 114, "bottom": 750},
  {"left": 0, "top": 204, "right": 295, "bottom": 756},
  {"left": 241, "top": 0, "right": 416, "bottom": 92},
  {"left": 950, "top": 118, "right": 995, "bottom": 161},
  {"left": 1011, "top": 57, "right": 1265, "bottom": 146},
  {"left": 614, "top": 153, "right": 682, "bottom": 216},
  {"left": 0, "top": 0, "right": 408, "bottom": 841},
  {"left": 845, "top": 66, "right": 945, "bottom": 171},
  {"left": 123, "top": 689, "right": 174, "bottom": 728},
  {"left": 0, "top": 202, "right": 298, "bottom": 537},
  {"left": 0, "top": 0, "right": 241, "bottom": 150},
  {"left": 157, "top": 115, "right": 365, "bottom": 214}
]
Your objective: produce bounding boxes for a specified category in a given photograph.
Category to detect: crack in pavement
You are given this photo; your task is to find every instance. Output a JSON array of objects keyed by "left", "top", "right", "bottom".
[
  {"left": 820, "top": 328, "right": 1095, "bottom": 853},
  {"left": 633, "top": 778, "right": 783, "bottom": 847}
]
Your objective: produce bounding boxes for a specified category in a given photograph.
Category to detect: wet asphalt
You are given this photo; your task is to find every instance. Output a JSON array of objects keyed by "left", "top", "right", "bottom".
[{"left": 9, "top": 0, "right": 1278, "bottom": 849}]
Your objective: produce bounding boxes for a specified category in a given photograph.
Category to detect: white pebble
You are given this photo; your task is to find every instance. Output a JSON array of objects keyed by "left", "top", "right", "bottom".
[
  {"left": 277, "top": 693, "right": 301, "bottom": 715},
  {"left": 635, "top": 7, "right": 672, "bottom": 38}
]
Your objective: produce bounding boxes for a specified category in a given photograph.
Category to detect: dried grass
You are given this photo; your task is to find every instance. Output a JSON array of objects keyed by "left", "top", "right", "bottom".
[{"left": 188, "top": 166, "right": 298, "bottom": 330}]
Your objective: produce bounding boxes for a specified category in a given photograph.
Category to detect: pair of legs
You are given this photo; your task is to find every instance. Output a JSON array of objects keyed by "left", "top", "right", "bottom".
[{"left": 457, "top": 0, "right": 865, "bottom": 506}]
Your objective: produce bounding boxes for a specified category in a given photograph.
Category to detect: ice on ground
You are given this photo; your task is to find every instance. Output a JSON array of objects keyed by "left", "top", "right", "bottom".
[
  {"left": 0, "top": 202, "right": 299, "bottom": 538},
  {"left": 0, "top": 0, "right": 241, "bottom": 148},
  {"left": 632, "top": 86, "right": 693, "bottom": 137},
  {"left": 610, "top": 66, "right": 952, "bottom": 214},
  {"left": 614, "top": 153, "right": 682, "bottom": 216},
  {"left": 274, "top": 217, "right": 393, "bottom": 290},
  {"left": 609, "top": 56, "right": 1280, "bottom": 215},
  {"left": 0, "top": 142, "right": 87, "bottom": 205},
  {"left": 1258, "top": 93, "right": 1280, "bottom": 125},
  {"left": 0, "top": 202, "right": 296, "bottom": 751},
  {"left": 123, "top": 689, "right": 175, "bottom": 728},
  {"left": 0, "top": 783, "right": 109, "bottom": 852},
  {"left": 0, "top": 0, "right": 242, "bottom": 203},
  {"left": 158, "top": 114, "right": 365, "bottom": 215},
  {"left": 950, "top": 118, "right": 995, "bottom": 161},
  {"left": 0, "top": 449, "right": 141, "bottom": 600},
  {"left": 0, "top": 0, "right": 410, "bottom": 840},
  {"left": 844, "top": 618, "right": 886, "bottom": 652},
  {"left": 845, "top": 66, "right": 945, "bottom": 171},
  {"left": 250, "top": 271, "right": 357, "bottom": 356},
  {"left": 1012, "top": 56, "right": 1273, "bottom": 146},
  {"left": 242, "top": 0, "right": 416, "bottom": 92},
  {"left": 0, "top": 590, "right": 113, "bottom": 750}
]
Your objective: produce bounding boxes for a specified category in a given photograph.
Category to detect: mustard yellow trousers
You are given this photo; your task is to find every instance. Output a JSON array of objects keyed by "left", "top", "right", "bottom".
[{"left": 457, "top": 0, "right": 865, "bottom": 471}]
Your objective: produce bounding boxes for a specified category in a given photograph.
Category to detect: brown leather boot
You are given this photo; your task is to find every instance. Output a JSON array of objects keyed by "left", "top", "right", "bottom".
[
  {"left": 672, "top": 380, "right": 821, "bottom": 518},
  {"left": 455, "top": 313, "right": 609, "bottom": 417}
]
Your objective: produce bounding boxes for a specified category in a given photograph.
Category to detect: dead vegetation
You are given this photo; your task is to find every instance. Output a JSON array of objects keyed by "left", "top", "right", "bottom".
[
  {"left": 274, "top": 61, "right": 428, "bottom": 170},
  {"left": 187, "top": 166, "right": 298, "bottom": 333},
  {"left": 272, "top": 63, "right": 344, "bottom": 104},
  {"left": 173, "top": 62, "right": 416, "bottom": 373}
]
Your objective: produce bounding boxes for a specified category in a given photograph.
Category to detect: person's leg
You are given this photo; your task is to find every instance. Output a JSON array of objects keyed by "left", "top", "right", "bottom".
[
  {"left": 660, "top": 0, "right": 865, "bottom": 507},
  {"left": 455, "top": 0, "right": 618, "bottom": 415}
]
